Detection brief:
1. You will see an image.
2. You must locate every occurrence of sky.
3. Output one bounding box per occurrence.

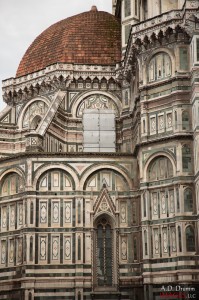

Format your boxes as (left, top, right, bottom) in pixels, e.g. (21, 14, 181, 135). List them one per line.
(0, 0, 112, 110)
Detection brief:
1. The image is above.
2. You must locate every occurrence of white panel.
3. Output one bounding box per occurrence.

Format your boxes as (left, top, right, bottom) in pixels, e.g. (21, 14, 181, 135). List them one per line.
(84, 131, 100, 144)
(83, 108, 116, 152)
(100, 131, 115, 146)
(99, 110, 115, 130)
(83, 110, 99, 131)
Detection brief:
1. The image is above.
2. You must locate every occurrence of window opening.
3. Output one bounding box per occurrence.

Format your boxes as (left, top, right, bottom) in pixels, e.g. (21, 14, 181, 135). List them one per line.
(184, 189, 193, 212)
(97, 218, 113, 286)
(124, 0, 131, 17)
(30, 236, 33, 261)
(144, 231, 148, 255)
(178, 226, 182, 252)
(30, 202, 34, 224)
(186, 226, 195, 252)
(78, 236, 81, 260)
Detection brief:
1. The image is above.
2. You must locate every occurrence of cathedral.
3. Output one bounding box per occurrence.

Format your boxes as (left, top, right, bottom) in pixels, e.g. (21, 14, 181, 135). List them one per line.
(0, 0, 199, 299)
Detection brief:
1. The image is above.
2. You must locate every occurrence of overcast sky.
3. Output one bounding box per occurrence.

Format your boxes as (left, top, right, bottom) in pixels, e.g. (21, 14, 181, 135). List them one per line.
(0, 0, 112, 110)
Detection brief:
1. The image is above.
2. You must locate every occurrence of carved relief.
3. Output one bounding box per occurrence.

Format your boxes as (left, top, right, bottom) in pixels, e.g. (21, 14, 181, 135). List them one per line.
(1, 240, 6, 264)
(40, 202, 47, 224)
(120, 202, 127, 223)
(171, 227, 177, 252)
(169, 190, 175, 213)
(40, 236, 47, 260)
(18, 203, 23, 226)
(121, 236, 127, 261)
(64, 201, 72, 224)
(23, 101, 48, 128)
(161, 192, 166, 214)
(158, 115, 164, 130)
(150, 117, 156, 133)
(167, 113, 172, 128)
(64, 236, 72, 261)
(2, 207, 7, 229)
(77, 94, 119, 117)
(9, 239, 14, 264)
(52, 236, 59, 260)
(52, 202, 59, 224)
(162, 228, 168, 253)
(154, 229, 159, 254)
(10, 205, 15, 227)
(152, 193, 158, 215)
(17, 238, 23, 263)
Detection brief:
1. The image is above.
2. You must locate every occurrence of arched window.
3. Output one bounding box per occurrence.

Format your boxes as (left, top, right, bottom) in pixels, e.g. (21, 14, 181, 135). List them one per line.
(51, 140, 53, 152)
(144, 231, 148, 255)
(38, 170, 73, 191)
(46, 136, 49, 151)
(97, 218, 113, 286)
(78, 201, 81, 224)
(182, 111, 189, 130)
(1, 173, 23, 196)
(125, 90, 129, 106)
(186, 226, 195, 252)
(143, 0, 148, 20)
(78, 292, 81, 300)
(28, 292, 32, 300)
(78, 236, 81, 261)
(148, 156, 173, 181)
(182, 144, 192, 172)
(184, 189, 193, 212)
(30, 236, 33, 261)
(24, 235, 27, 262)
(143, 193, 147, 217)
(124, 0, 131, 17)
(30, 202, 34, 224)
(134, 238, 137, 261)
(175, 111, 178, 129)
(148, 53, 171, 82)
(135, 0, 138, 16)
(178, 226, 182, 252)
(132, 202, 136, 224)
(143, 119, 146, 134)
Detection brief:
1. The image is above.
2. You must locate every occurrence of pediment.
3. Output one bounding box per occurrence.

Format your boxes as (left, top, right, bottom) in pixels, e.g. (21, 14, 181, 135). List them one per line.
(93, 186, 116, 217)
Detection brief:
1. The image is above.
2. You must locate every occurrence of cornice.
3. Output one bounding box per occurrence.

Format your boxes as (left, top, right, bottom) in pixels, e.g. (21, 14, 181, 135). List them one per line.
(0, 151, 134, 164)
(2, 63, 117, 106)
(123, 4, 199, 81)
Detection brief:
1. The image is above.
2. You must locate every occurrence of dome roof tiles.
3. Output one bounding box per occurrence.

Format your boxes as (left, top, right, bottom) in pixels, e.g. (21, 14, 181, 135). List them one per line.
(16, 9, 121, 77)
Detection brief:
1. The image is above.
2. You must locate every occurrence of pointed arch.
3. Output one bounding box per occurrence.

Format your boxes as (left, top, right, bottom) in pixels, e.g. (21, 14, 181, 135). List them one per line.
(186, 226, 195, 252)
(93, 187, 116, 221)
(0, 168, 25, 196)
(93, 213, 115, 287)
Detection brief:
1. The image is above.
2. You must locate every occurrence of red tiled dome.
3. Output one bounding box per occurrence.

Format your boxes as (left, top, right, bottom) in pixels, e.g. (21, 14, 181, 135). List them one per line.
(16, 8, 121, 77)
